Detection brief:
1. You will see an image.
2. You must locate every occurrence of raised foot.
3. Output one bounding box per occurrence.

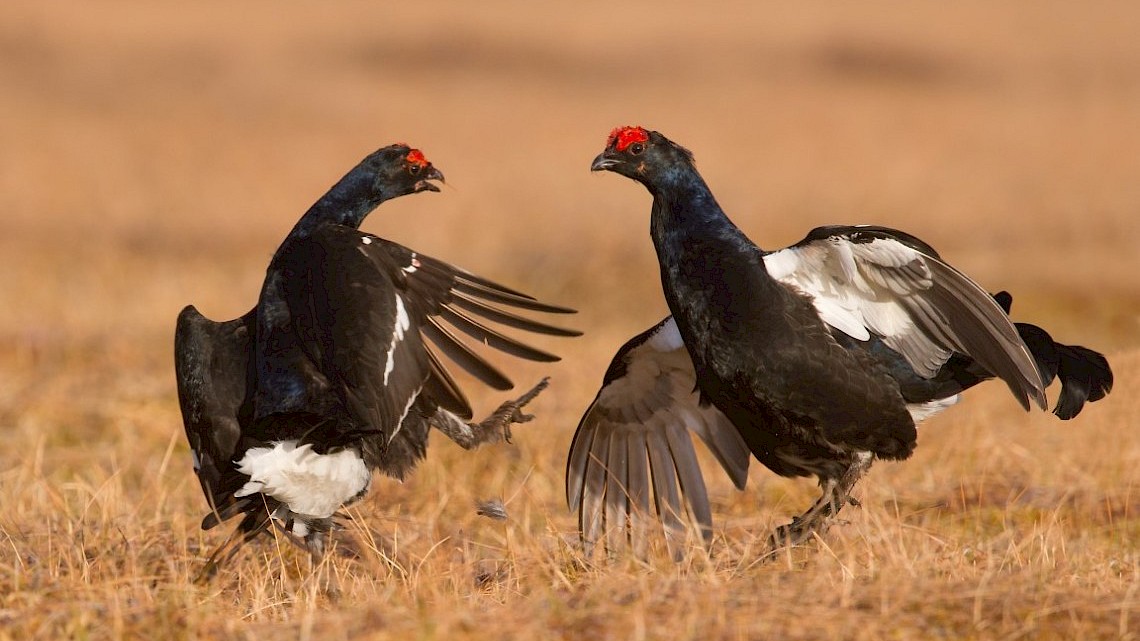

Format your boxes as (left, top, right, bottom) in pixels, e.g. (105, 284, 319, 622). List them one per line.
(477, 377, 550, 444)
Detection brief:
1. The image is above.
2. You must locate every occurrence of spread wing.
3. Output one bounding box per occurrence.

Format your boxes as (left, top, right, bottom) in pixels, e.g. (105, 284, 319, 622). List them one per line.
(764, 225, 1047, 411)
(174, 305, 257, 529)
(566, 316, 750, 556)
(274, 225, 579, 438)
(361, 232, 581, 419)
(180, 226, 580, 528)
(270, 226, 433, 448)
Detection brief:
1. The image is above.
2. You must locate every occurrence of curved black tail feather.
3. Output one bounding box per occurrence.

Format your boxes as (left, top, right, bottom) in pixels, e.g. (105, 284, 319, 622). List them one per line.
(994, 291, 1114, 420)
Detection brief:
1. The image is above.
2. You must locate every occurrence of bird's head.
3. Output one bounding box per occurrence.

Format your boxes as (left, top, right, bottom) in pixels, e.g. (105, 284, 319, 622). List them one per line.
(295, 144, 447, 233)
(590, 126, 694, 186)
(358, 144, 445, 203)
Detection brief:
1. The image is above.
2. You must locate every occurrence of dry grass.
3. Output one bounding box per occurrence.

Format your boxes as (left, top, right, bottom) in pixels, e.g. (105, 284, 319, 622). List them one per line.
(2, 1, 1140, 639)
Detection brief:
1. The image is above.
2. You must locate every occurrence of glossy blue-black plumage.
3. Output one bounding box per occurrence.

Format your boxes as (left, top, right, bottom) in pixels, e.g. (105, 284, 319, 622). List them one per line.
(614, 134, 917, 479)
(176, 145, 577, 574)
(583, 128, 1117, 549)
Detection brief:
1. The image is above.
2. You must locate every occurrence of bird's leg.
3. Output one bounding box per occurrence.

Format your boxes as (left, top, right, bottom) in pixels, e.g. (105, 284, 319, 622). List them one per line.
(767, 452, 873, 551)
(301, 529, 344, 600)
(275, 516, 361, 563)
(196, 527, 247, 583)
(195, 509, 272, 583)
(475, 377, 549, 444)
(431, 377, 550, 449)
(305, 529, 328, 560)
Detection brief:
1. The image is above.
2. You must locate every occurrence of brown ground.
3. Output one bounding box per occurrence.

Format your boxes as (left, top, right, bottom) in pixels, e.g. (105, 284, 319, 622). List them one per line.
(1, 1, 1139, 639)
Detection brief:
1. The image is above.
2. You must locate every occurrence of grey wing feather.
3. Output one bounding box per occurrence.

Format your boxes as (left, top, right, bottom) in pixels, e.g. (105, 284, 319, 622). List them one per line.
(767, 226, 1047, 410)
(623, 433, 653, 557)
(604, 430, 630, 554)
(922, 259, 1044, 408)
(663, 419, 713, 538)
(576, 423, 608, 554)
(645, 428, 686, 556)
(566, 317, 751, 555)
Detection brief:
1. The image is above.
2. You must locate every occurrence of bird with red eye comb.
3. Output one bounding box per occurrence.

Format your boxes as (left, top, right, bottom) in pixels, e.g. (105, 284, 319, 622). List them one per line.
(569, 126, 1112, 559)
(176, 144, 581, 579)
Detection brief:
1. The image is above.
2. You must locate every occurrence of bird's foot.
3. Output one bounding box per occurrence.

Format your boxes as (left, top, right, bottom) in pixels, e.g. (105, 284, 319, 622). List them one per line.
(767, 506, 837, 551)
(474, 377, 550, 444)
(431, 378, 550, 450)
(765, 485, 862, 554)
(768, 518, 820, 550)
(764, 456, 873, 556)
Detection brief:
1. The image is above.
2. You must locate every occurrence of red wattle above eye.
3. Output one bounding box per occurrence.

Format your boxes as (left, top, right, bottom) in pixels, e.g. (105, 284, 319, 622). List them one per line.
(607, 126, 649, 152)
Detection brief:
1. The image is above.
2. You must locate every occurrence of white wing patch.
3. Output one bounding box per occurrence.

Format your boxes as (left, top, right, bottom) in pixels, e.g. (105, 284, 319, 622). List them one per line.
(646, 317, 684, 352)
(383, 294, 412, 385)
(906, 394, 960, 424)
(765, 244, 871, 341)
(760, 246, 800, 282)
(764, 237, 953, 377)
(235, 440, 371, 518)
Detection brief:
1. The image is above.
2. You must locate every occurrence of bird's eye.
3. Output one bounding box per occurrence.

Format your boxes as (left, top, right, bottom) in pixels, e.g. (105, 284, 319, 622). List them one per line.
(408, 163, 421, 176)
(629, 142, 645, 155)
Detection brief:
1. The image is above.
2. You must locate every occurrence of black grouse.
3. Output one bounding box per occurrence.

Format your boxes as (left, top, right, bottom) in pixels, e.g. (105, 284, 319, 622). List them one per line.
(567, 126, 1112, 555)
(176, 144, 579, 576)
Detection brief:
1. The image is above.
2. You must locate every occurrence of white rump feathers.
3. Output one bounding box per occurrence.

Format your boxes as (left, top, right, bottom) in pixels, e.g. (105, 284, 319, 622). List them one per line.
(235, 441, 371, 518)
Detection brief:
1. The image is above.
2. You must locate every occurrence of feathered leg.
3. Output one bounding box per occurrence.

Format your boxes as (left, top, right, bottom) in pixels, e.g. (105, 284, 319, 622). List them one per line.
(432, 377, 549, 449)
(767, 452, 873, 551)
(266, 516, 349, 596)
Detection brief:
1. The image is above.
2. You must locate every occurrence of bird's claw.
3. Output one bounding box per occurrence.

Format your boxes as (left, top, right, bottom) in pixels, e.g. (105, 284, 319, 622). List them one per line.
(767, 522, 808, 550)
(768, 516, 827, 551)
(486, 378, 550, 444)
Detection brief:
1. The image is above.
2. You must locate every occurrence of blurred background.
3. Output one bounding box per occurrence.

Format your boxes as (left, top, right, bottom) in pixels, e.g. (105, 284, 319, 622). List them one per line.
(3, 0, 1139, 491)
(4, 0, 1139, 508)
(1, 1, 1138, 636)
(3, 1, 1137, 357)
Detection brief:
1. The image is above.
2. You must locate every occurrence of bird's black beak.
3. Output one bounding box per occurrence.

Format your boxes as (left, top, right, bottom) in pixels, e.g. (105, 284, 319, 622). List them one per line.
(591, 152, 618, 172)
(415, 166, 445, 193)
